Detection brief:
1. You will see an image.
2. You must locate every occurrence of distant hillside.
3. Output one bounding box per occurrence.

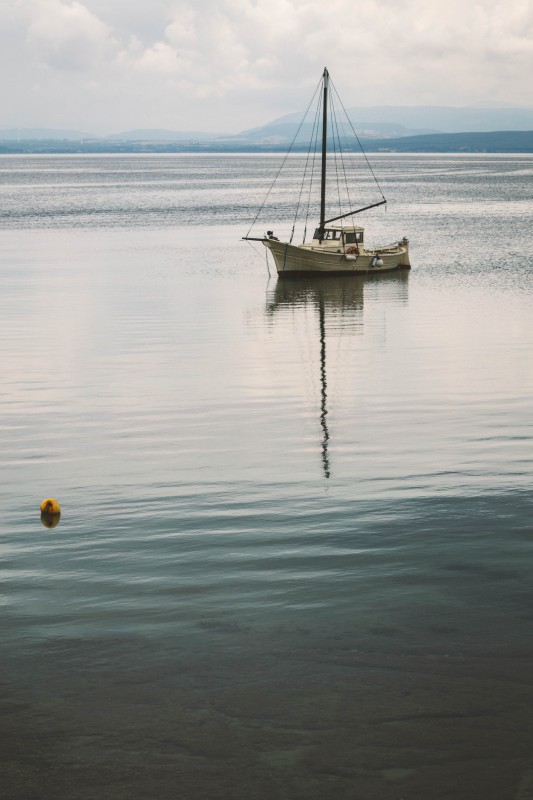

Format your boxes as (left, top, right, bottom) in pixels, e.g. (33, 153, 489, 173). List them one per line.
(235, 106, 533, 146)
(0, 127, 222, 143)
(105, 129, 222, 142)
(355, 106, 533, 132)
(0, 128, 96, 141)
(359, 130, 533, 152)
(237, 119, 436, 143)
(262, 106, 533, 136)
(1, 130, 533, 154)
(4, 105, 533, 150)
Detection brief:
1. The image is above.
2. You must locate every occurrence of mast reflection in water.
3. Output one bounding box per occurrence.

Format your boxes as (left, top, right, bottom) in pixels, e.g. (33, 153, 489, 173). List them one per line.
(266, 273, 409, 479)
(318, 297, 330, 478)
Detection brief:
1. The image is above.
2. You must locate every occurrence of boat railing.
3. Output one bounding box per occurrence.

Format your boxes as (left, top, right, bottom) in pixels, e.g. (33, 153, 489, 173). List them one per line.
(374, 242, 405, 253)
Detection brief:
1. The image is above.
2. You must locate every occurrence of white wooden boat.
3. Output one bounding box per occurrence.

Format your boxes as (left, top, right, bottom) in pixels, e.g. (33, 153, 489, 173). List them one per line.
(244, 68, 411, 277)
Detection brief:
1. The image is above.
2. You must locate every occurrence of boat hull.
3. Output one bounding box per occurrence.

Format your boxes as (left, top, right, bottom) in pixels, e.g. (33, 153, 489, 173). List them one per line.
(264, 239, 410, 276)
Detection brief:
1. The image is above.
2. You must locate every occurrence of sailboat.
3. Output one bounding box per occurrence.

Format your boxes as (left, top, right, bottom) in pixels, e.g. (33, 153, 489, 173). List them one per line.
(244, 68, 411, 277)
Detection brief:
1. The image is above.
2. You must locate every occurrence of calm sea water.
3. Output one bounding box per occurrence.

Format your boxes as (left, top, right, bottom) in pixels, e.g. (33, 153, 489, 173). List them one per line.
(1, 153, 533, 799)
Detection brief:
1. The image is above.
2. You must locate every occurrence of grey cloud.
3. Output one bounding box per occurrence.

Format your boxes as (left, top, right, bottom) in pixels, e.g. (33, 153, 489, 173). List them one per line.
(2, 0, 532, 132)
(27, 0, 117, 71)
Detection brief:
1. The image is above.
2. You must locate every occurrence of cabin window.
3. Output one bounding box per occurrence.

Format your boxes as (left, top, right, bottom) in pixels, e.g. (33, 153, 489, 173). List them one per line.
(344, 232, 363, 244)
(313, 228, 340, 240)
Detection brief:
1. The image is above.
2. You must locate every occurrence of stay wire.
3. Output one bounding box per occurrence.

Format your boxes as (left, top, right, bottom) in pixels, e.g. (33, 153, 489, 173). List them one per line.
(303, 93, 322, 243)
(245, 76, 323, 238)
(331, 96, 357, 229)
(329, 92, 344, 221)
(330, 77, 386, 202)
(245, 238, 266, 263)
(291, 87, 323, 243)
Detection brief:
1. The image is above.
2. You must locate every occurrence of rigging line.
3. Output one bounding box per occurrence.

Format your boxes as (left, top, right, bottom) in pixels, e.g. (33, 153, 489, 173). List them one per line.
(330, 98, 354, 222)
(329, 93, 342, 219)
(245, 238, 266, 263)
(291, 86, 323, 243)
(330, 77, 386, 201)
(300, 95, 322, 242)
(331, 99, 362, 233)
(329, 91, 344, 220)
(245, 76, 323, 238)
(304, 107, 321, 241)
(303, 92, 322, 243)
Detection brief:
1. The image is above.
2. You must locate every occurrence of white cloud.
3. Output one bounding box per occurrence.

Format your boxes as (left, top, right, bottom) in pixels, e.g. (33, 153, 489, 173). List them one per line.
(117, 0, 533, 106)
(2, 0, 533, 131)
(26, 0, 117, 71)
(135, 41, 185, 75)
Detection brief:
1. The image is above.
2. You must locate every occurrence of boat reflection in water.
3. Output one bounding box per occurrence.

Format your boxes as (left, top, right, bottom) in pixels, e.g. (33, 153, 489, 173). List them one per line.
(265, 273, 409, 478)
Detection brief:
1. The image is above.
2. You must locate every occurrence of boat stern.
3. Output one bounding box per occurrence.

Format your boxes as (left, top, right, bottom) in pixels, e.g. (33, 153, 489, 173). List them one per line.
(399, 237, 411, 269)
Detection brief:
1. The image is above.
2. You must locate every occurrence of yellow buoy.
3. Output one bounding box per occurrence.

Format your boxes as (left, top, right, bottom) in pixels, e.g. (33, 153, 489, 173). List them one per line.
(40, 498, 61, 514)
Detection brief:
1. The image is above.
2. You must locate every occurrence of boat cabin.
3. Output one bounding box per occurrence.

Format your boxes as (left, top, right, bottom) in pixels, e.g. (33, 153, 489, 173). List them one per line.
(311, 225, 364, 247)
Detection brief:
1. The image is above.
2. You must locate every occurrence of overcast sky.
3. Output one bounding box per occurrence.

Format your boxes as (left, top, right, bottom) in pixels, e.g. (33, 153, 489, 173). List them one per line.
(3, 0, 533, 134)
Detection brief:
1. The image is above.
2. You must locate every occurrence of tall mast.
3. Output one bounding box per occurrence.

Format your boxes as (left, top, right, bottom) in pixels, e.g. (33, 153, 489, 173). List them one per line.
(319, 67, 329, 243)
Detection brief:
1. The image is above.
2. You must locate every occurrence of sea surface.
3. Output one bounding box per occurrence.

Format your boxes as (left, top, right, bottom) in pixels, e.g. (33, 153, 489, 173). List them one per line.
(1, 153, 533, 799)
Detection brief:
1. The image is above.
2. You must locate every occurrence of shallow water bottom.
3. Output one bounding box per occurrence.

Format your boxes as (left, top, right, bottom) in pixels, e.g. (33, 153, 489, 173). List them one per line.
(4, 624, 533, 800)
(4, 491, 533, 800)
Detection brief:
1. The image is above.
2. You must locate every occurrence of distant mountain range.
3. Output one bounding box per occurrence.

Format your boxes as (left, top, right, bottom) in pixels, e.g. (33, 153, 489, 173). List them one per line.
(357, 130, 533, 153)
(237, 106, 533, 144)
(0, 127, 225, 142)
(2, 106, 533, 152)
(104, 129, 223, 142)
(231, 118, 437, 143)
(256, 105, 533, 135)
